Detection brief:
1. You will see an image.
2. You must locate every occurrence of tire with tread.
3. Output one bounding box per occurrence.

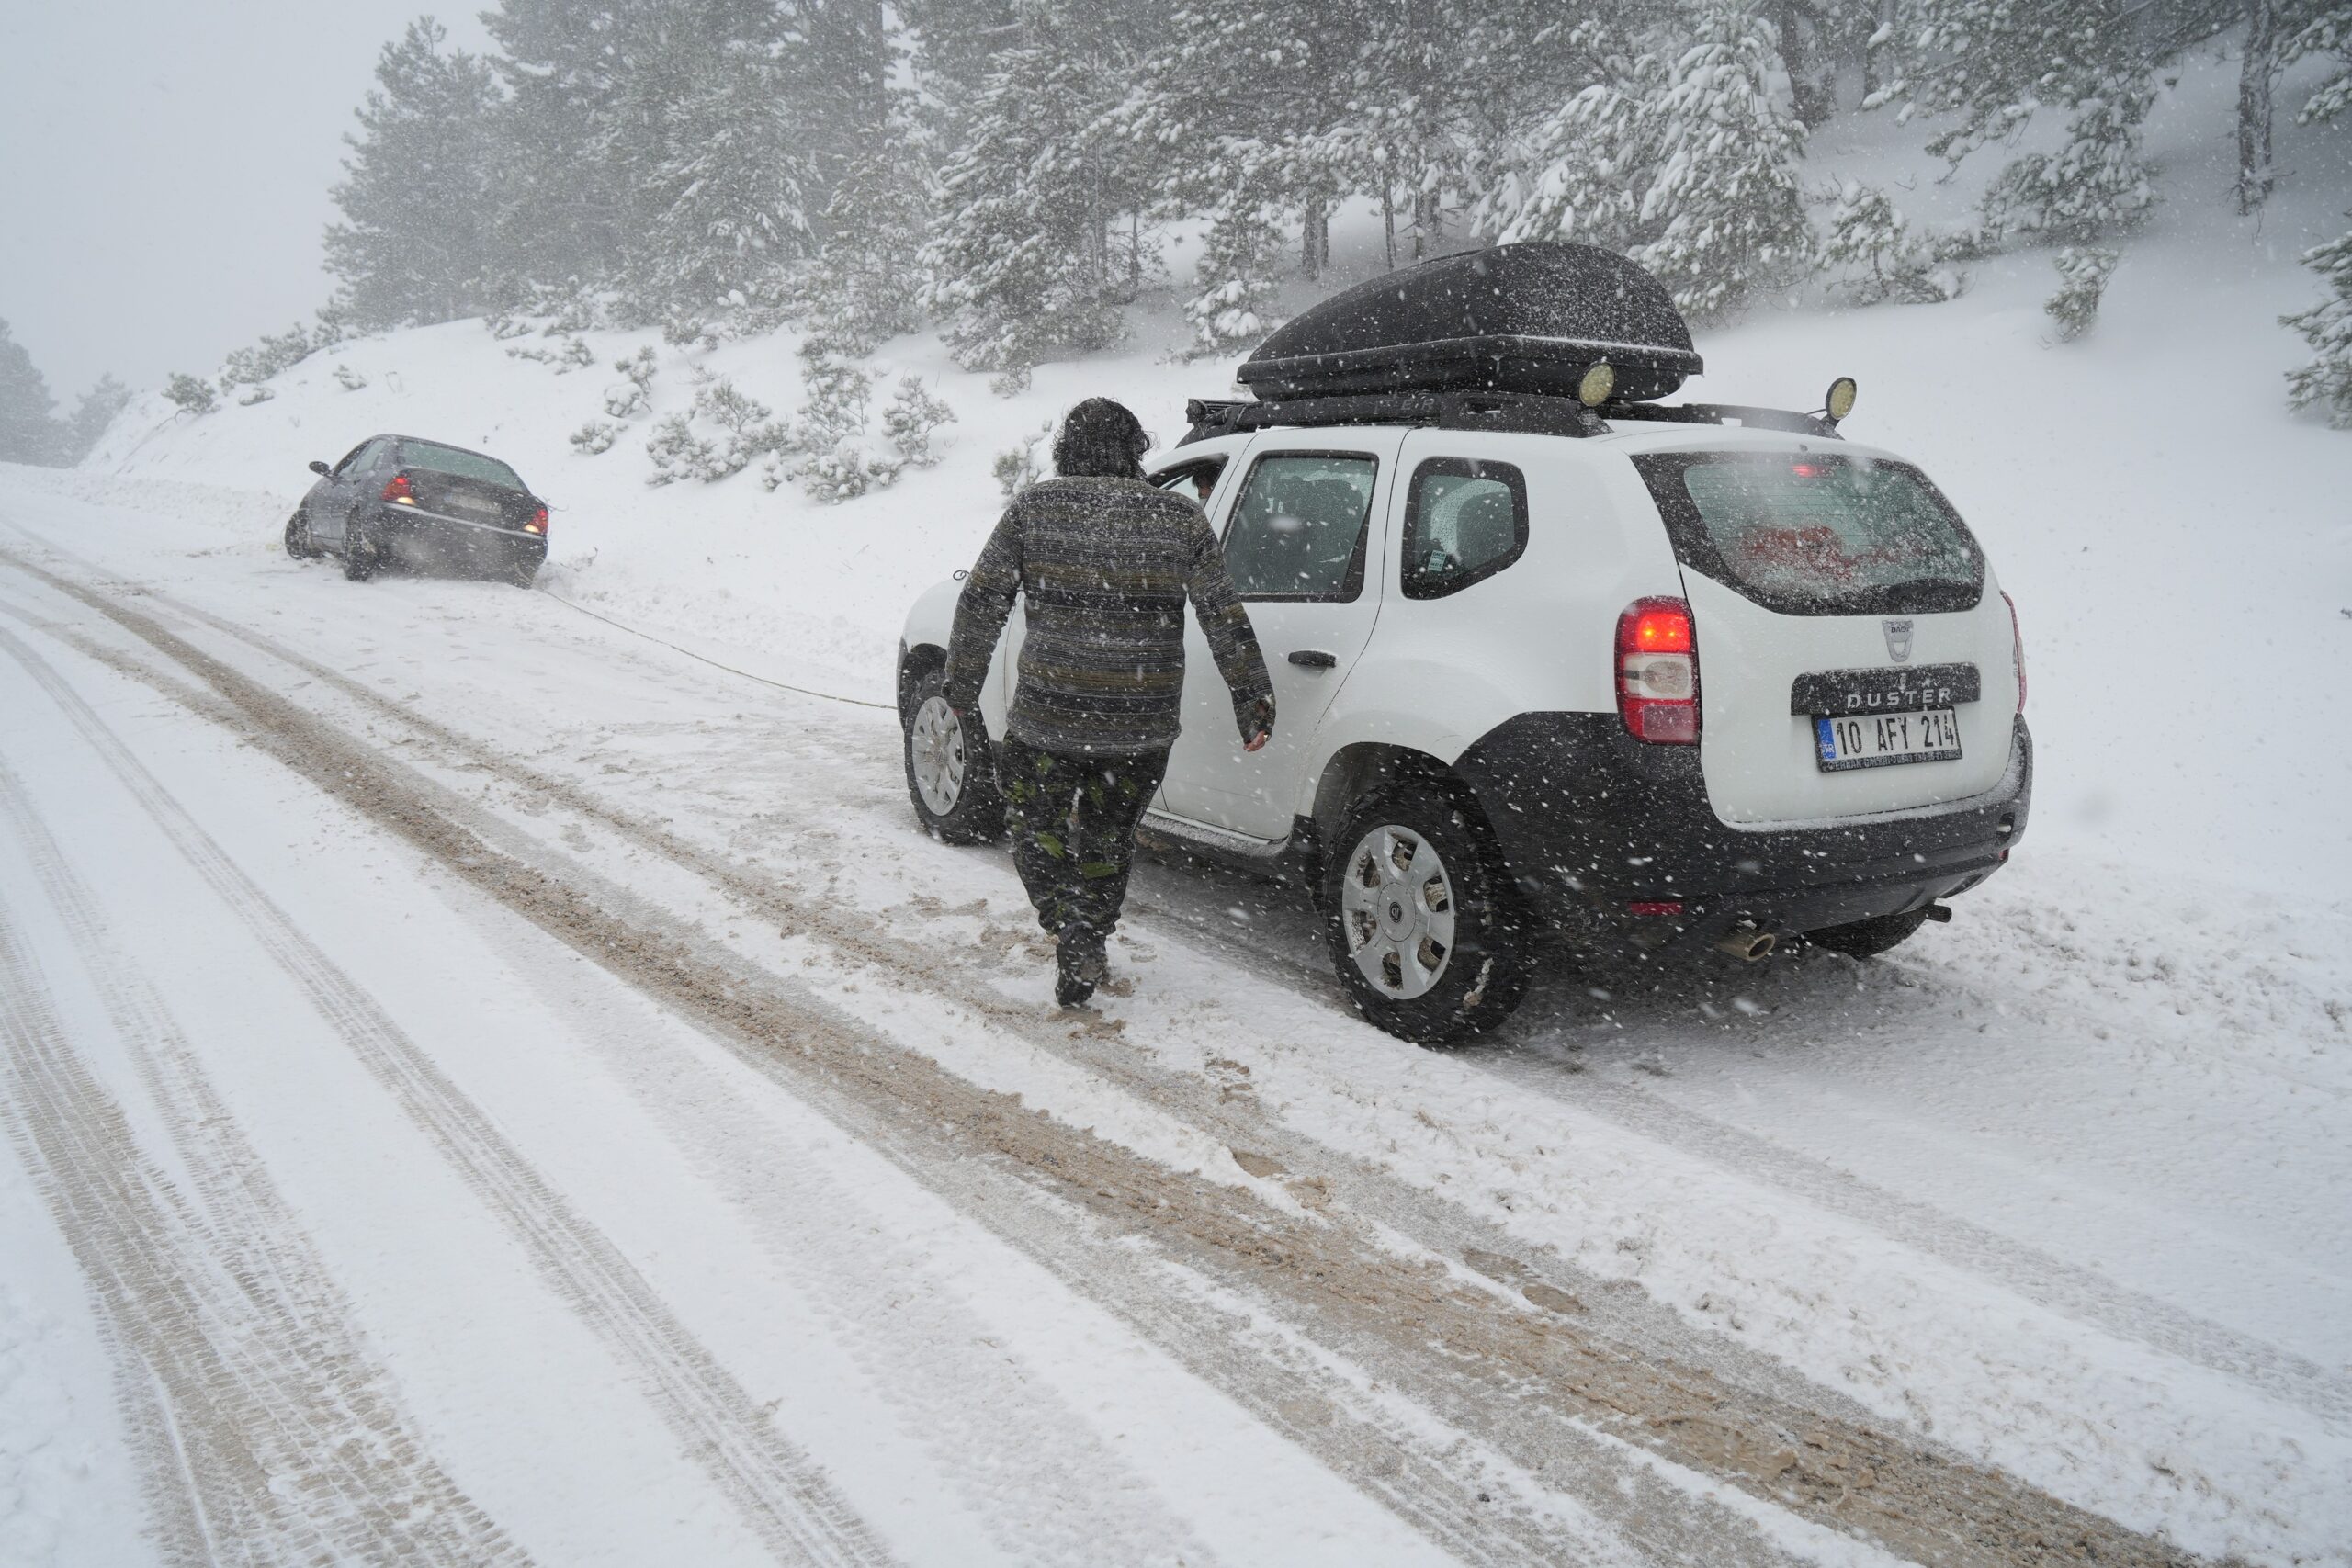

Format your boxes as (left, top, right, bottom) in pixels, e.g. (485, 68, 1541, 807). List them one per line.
(283, 509, 319, 560)
(341, 518, 379, 581)
(902, 664, 1005, 844)
(1804, 908, 1929, 959)
(1322, 782, 1529, 1044)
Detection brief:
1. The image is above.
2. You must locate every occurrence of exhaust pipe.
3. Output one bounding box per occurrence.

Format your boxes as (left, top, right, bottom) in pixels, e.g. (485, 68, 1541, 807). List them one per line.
(1713, 924, 1776, 962)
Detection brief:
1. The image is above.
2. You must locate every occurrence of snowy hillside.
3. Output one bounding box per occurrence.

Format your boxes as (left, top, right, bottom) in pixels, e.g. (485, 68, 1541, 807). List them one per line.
(1, 32, 2348, 1568)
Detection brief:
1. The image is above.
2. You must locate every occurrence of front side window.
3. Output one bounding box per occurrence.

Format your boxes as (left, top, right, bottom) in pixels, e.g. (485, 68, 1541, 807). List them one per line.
(1153, 457, 1227, 508)
(1634, 452, 1984, 616)
(1221, 452, 1378, 601)
(332, 442, 372, 477)
(396, 441, 526, 491)
(1402, 458, 1528, 598)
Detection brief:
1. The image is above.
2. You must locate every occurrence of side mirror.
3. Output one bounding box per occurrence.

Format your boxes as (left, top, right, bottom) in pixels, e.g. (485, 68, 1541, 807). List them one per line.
(308, 460, 332, 477)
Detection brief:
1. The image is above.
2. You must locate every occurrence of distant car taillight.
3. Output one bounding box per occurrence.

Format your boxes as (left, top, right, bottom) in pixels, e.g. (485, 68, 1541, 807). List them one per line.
(526, 504, 548, 536)
(2003, 590, 2026, 711)
(1617, 597, 1699, 744)
(381, 472, 415, 504)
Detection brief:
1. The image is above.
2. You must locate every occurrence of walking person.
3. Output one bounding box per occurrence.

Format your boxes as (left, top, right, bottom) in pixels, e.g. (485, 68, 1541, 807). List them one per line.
(944, 398, 1275, 1006)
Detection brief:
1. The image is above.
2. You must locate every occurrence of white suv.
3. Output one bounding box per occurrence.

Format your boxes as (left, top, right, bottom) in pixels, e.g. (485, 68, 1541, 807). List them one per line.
(898, 246, 2030, 1042)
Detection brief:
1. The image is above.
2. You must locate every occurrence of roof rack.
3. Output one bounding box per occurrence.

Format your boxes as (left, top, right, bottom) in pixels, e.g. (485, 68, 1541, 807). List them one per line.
(1181, 389, 1840, 446)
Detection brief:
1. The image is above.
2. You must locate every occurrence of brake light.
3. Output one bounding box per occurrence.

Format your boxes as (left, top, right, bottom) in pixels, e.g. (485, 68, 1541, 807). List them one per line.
(1617, 597, 1699, 744)
(2002, 590, 2026, 711)
(381, 472, 415, 504)
(526, 504, 548, 536)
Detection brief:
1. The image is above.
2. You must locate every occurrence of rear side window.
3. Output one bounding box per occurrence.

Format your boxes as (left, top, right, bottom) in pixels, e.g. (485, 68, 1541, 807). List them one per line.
(1222, 452, 1378, 601)
(397, 441, 525, 491)
(1153, 457, 1226, 506)
(1402, 457, 1527, 599)
(1634, 452, 1984, 616)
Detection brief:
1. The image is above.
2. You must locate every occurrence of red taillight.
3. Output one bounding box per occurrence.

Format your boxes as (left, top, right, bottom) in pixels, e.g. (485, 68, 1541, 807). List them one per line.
(1617, 597, 1700, 744)
(526, 505, 548, 536)
(2002, 590, 2026, 711)
(1628, 899, 1684, 917)
(380, 472, 414, 503)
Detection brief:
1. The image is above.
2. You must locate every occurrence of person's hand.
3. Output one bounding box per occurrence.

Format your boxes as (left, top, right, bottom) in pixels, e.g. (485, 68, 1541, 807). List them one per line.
(1243, 728, 1270, 753)
(1241, 697, 1273, 752)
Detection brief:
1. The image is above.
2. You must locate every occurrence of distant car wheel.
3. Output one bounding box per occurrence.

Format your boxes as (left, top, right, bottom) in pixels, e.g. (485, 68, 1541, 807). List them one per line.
(283, 509, 319, 560)
(341, 522, 379, 581)
(902, 667, 1004, 844)
(1324, 783, 1529, 1044)
(509, 558, 540, 588)
(1804, 908, 1929, 959)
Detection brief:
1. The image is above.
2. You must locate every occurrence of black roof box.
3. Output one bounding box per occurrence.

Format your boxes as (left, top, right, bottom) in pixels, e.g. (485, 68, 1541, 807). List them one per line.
(1237, 242, 1702, 404)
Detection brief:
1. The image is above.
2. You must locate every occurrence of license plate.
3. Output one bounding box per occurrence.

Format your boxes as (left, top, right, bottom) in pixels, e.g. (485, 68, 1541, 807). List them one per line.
(1815, 707, 1962, 772)
(448, 494, 499, 515)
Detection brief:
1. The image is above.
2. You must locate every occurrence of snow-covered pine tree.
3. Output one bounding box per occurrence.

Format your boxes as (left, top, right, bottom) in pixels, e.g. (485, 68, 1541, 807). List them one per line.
(635, 30, 815, 315)
(1182, 190, 1288, 355)
(1892, 0, 2155, 243)
(2283, 219, 2352, 426)
(2295, 3, 2352, 126)
(0, 319, 65, 466)
(66, 375, 131, 461)
(324, 18, 502, 328)
(1821, 181, 1958, 302)
(881, 377, 956, 467)
(797, 85, 933, 356)
(920, 1, 1150, 370)
(164, 375, 218, 417)
(1635, 1, 1815, 321)
(2044, 245, 2118, 341)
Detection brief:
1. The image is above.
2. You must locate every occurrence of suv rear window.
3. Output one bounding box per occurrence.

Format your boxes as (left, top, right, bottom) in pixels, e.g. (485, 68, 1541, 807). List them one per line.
(398, 441, 525, 491)
(1633, 452, 1984, 616)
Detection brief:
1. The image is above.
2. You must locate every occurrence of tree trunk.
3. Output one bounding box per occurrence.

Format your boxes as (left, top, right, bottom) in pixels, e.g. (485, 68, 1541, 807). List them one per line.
(2237, 0, 2278, 214)
(1301, 197, 1329, 277)
(1382, 176, 1396, 271)
(1774, 1, 1830, 128)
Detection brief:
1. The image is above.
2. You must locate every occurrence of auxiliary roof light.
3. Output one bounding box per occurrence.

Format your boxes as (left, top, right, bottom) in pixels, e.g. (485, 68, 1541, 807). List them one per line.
(1824, 376, 1859, 424)
(1577, 361, 1616, 408)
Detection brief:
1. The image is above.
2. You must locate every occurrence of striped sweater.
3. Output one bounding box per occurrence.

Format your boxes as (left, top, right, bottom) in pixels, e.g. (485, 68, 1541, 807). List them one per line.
(944, 476, 1275, 757)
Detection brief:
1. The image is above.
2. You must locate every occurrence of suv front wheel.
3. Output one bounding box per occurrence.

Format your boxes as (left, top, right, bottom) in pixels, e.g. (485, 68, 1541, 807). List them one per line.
(902, 666, 1005, 844)
(1324, 784, 1528, 1044)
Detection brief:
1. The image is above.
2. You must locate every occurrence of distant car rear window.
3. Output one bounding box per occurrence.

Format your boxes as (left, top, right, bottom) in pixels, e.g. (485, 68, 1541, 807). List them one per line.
(398, 442, 524, 491)
(1633, 451, 1984, 617)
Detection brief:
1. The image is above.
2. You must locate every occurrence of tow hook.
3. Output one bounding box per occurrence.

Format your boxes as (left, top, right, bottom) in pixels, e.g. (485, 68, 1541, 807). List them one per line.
(1923, 903, 1953, 923)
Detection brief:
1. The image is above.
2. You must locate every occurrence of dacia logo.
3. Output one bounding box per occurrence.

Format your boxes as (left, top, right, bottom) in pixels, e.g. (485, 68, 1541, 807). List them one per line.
(1883, 618, 1915, 663)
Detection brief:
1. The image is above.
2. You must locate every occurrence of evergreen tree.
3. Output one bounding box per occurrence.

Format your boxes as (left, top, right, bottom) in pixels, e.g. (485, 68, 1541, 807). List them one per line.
(1821, 181, 1958, 303)
(2295, 4, 2352, 126)
(637, 32, 815, 311)
(1480, 65, 1667, 253)
(2283, 218, 2352, 427)
(919, 2, 1150, 369)
(797, 95, 933, 354)
(0, 319, 64, 467)
(1635, 1, 1815, 320)
(324, 17, 502, 328)
(67, 375, 132, 461)
(2044, 245, 2118, 342)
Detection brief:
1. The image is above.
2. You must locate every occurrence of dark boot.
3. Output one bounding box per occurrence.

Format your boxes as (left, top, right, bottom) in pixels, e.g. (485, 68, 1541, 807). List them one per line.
(1055, 928, 1108, 1007)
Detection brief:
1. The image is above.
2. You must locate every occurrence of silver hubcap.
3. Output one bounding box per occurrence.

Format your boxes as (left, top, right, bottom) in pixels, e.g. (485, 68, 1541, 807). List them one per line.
(910, 695, 967, 816)
(1340, 824, 1457, 1000)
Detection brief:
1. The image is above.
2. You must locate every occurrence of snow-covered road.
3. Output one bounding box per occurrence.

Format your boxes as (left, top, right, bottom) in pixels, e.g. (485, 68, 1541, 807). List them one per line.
(1, 470, 2346, 1566)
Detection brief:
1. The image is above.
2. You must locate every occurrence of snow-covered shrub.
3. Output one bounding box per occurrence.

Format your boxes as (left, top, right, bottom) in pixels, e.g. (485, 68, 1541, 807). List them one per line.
(1982, 87, 2154, 244)
(988, 366, 1032, 399)
(788, 438, 902, 504)
(2283, 220, 2352, 428)
(604, 382, 649, 420)
(796, 347, 871, 446)
(485, 312, 533, 341)
(237, 385, 276, 406)
(333, 363, 368, 391)
(2044, 247, 2119, 342)
(882, 378, 956, 468)
(1821, 183, 1962, 305)
(507, 335, 595, 373)
(643, 415, 718, 486)
(992, 423, 1052, 498)
(662, 312, 718, 351)
(571, 420, 620, 455)
(164, 374, 217, 416)
(616, 346, 658, 390)
(220, 323, 313, 388)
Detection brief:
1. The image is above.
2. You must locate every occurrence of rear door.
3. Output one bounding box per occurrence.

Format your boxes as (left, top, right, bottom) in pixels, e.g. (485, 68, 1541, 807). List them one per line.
(1159, 430, 1402, 839)
(1632, 446, 2020, 825)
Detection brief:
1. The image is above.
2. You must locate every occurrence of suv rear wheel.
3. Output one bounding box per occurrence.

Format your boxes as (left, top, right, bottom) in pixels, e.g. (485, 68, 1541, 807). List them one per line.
(1324, 784, 1528, 1043)
(903, 666, 1005, 844)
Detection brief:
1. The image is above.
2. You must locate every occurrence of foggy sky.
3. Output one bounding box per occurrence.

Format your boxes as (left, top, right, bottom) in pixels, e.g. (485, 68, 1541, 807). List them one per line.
(0, 2, 492, 400)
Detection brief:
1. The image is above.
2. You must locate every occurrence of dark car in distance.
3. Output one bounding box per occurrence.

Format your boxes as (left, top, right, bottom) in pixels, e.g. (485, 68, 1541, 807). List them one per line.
(285, 434, 549, 585)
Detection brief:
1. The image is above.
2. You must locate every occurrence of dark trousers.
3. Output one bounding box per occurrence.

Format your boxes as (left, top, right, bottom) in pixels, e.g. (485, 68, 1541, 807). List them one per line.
(996, 738, 1170, 945)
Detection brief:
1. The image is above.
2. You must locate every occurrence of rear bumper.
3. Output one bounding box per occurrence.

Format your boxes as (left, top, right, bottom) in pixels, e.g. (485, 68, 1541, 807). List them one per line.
(1453, 711, 2030, 947)
(365, 502, 546, 561)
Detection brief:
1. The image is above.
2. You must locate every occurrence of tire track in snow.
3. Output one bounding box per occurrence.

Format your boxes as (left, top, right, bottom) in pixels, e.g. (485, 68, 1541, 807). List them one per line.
(0, 547, 2211, 1564)
(0, 747, 534, 1566)
(0, 614, 897, 1568)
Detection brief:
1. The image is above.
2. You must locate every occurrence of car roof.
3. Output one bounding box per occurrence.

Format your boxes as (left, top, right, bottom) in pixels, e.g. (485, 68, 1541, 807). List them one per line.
(1163, 422, 1906, 467)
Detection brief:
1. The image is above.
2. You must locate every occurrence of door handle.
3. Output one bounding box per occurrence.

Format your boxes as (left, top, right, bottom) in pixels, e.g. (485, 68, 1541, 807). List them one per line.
(1288, 649, 1338, 669)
